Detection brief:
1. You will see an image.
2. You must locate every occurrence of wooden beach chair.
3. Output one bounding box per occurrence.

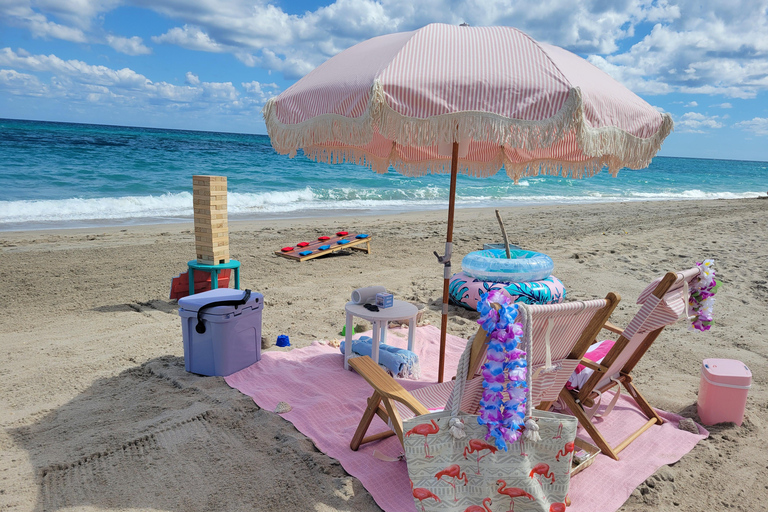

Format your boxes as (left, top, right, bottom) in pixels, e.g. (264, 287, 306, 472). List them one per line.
(559, 267, 702, 460)
(349, 294, 620, 450)
(275, 233, 372, 262)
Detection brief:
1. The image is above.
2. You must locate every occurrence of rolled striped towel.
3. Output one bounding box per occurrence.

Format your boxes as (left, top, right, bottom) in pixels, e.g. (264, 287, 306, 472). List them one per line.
(341, 336, 421, 379)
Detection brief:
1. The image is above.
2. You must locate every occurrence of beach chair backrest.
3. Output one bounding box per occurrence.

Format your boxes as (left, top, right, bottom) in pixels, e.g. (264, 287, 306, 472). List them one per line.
(526, 298, 622, 404)
(466, 295, 620, 408)
(593, 267, 701, 390)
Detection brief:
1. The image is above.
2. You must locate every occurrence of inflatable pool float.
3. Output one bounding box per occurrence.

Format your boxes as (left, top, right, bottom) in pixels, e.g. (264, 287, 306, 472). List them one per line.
(462, 249, 554, 283)
(449, 271, 566, 311)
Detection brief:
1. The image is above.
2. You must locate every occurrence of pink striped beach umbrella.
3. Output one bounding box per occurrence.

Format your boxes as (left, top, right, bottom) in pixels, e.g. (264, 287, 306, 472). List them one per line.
(263, 23, 673, 382)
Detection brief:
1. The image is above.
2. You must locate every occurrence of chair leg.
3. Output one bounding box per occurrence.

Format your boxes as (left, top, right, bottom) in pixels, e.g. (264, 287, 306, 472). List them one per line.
(622, 377, 664, 425)
(559, 390, 620, 461)
(351, 391, 384, 451)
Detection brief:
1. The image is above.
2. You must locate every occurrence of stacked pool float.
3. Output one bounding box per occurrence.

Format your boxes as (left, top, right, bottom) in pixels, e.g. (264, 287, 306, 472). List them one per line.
(449, 247, 566, 310)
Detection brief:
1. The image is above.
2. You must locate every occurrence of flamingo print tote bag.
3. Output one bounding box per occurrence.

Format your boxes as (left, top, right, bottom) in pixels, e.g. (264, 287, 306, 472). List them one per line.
(403, 332, 578, 511)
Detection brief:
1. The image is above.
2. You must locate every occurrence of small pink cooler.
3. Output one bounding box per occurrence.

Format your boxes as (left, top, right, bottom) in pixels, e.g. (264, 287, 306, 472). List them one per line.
(698, 358, 752, 426)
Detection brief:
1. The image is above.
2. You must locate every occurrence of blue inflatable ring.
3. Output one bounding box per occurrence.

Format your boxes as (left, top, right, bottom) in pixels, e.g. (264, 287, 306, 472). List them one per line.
(461, 248, 554, 283)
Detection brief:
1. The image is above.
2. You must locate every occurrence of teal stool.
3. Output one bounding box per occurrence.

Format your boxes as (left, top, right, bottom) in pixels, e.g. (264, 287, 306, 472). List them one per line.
(187, 259, 241, 295)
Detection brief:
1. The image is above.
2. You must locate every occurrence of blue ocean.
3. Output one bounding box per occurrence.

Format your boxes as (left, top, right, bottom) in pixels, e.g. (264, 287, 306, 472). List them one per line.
(1, 118, 766, 231)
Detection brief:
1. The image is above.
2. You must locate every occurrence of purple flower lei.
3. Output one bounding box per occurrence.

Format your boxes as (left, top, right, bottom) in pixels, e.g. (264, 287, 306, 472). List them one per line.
(689, 259, 718, 332)
(476, 290, 527, 450)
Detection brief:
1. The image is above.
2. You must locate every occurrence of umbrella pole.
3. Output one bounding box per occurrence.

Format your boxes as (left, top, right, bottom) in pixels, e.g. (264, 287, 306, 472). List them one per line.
(438, 142, 459, 383)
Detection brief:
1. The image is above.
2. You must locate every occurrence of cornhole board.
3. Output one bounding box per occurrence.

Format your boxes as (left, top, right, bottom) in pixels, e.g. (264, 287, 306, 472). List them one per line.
(275, 233, 372, 262)
(169, 269, 232, 300)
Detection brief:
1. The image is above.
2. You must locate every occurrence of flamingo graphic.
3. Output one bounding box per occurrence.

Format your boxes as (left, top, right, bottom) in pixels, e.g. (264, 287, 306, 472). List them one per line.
(435, 464, 468, 502)
(550, 503, 567, 512)
(411, 480, 441, 512)
(464, 497, 493, 512)
(518, 438, 528, 457)
(496, 480, 535, 511)
(463, 439, 498, 475)
(529, 463, 555, 488)
(552, 422, 563, 440)
(556, 441, 574, 461)
(405, 419, 439, 459)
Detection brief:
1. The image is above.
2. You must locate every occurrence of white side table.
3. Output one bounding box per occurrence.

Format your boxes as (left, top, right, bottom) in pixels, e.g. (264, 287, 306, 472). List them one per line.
(344, 299, 419, 371)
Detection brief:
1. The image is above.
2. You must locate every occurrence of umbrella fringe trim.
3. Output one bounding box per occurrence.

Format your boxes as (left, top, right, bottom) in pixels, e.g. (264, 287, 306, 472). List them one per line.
(302, 145, 619, 182)
(575, 103, 674, 170)
(263, 97, 375, 157)
(263, 82, 583, 153)
(265, 84, 674, 172)
(373, 81, 581, 151)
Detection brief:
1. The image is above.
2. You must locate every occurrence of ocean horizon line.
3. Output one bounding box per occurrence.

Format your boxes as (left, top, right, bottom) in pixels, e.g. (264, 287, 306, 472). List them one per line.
(2, 117, 766, 165)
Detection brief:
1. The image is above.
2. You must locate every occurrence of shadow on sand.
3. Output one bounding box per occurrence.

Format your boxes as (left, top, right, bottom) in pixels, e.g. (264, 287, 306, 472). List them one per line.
(9, 356, 379, 512)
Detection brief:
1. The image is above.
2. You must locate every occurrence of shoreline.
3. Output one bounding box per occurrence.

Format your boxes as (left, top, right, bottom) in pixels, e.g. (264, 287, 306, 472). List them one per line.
(2, 195, 766, 233)
(1, 198, 766, 511)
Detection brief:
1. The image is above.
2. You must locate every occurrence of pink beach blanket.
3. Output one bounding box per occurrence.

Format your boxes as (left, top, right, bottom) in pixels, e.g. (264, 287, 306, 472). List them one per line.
(225, 325, 706, 512)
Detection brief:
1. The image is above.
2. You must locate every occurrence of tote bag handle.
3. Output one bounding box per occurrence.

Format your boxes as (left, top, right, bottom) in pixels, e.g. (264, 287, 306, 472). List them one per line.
(446, 303, 539, 441)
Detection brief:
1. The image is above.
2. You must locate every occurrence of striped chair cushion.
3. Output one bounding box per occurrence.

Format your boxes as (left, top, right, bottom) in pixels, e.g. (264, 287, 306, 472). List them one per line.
(394, 377, 483, 423)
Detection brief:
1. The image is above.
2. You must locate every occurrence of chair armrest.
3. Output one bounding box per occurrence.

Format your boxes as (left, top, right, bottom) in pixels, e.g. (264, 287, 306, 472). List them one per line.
(602, 320, 624, 335)
(348, 356, 429, 416)
(579, 357, 608, 373)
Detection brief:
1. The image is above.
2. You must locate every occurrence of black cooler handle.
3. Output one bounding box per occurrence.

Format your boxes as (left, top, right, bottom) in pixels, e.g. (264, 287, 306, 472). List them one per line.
(195, 289, 253, 334)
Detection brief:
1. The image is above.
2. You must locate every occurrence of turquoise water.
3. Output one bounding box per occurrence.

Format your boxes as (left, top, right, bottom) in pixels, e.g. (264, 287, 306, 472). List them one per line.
(1, 118, 766, 231)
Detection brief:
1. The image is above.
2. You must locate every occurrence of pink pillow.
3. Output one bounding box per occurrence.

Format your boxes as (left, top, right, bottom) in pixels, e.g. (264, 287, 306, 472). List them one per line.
(567, 339, 616, 390)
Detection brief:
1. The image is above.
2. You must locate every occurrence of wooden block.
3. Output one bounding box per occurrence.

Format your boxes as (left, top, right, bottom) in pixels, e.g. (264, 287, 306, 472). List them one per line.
(195, 238, 229, 248)
(193, 175, 227, 185)
(193, 175, 229, 264)
(195, 224, 229, 235)
(197, 247, 230, 265)
(194, 211, 228, 221)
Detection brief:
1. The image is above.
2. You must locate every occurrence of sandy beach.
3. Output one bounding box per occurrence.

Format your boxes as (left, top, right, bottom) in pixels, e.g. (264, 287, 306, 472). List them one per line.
(1, 198, 766, 511)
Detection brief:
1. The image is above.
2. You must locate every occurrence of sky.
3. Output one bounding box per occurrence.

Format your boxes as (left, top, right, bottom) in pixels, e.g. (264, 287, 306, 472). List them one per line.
(1, 1, 768, 161)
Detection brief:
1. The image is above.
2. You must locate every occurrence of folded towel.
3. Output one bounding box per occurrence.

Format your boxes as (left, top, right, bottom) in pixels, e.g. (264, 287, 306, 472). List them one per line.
(341, 336, 421, 379)
(351, 286, 387, 304)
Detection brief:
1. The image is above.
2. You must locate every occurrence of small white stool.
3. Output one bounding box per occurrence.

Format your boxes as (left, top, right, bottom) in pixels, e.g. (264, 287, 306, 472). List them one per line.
(344, 299, 418, 371)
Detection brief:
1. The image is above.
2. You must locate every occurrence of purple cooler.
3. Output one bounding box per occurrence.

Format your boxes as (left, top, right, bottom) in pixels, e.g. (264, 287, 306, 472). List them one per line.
(178, 288, 263, 376)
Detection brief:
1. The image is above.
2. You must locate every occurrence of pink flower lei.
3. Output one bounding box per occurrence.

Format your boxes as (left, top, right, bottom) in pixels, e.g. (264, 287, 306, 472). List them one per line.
(476, 290, 527, 450)
(689, 259, 718, 332)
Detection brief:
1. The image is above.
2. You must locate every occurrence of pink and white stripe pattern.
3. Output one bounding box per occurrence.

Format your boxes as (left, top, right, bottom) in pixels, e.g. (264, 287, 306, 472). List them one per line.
(265, 23, 673, 179)
(593, 267, 702, 389)
(393, 298, 610, 421)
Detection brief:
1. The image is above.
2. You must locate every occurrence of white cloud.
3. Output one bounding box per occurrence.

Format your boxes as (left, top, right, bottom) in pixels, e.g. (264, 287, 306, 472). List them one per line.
(2, 0, 768, 98)
(1, 3, 87, 42)
(152, 25, 225, 53)
(734, 117, 768, 136)
(685, 101, 698, 107)
(185, 72, 200, 86)
(675, 112, 724, 133)
(0, 47, 271, 115)
(712, 102, 733, 108)
(106, 35, 151, 56)
(0, 68, 48, 95)
(595, 2, 768, 99)
(241, 80, 280, 102)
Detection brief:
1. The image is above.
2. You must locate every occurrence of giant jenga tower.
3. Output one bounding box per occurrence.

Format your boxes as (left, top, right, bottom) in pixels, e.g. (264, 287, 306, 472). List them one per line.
(193, 175, 229, 265)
